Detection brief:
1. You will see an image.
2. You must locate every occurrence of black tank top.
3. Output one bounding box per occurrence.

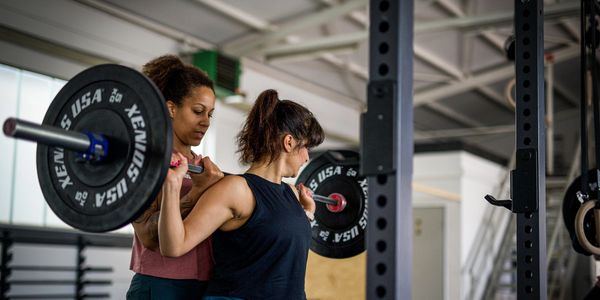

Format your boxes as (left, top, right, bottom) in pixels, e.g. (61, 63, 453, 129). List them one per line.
(206, 173, 311, 300)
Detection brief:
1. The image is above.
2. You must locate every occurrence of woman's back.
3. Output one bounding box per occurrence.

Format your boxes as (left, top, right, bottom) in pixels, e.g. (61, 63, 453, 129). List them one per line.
(206, 173, 311, 300)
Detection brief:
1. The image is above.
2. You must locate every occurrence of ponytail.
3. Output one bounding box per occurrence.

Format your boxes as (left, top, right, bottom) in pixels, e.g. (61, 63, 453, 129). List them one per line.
(237, 89, 324, 164)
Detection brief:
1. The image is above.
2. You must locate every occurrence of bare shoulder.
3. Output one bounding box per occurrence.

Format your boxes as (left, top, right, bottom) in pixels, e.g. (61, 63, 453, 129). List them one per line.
(213, 175, 256, 230)
(210, 174, 248, 191)
(204, 175, 253, 206)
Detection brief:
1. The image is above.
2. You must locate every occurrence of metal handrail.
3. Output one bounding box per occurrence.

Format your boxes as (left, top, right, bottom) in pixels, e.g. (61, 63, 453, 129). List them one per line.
(461, 152, 515, 300)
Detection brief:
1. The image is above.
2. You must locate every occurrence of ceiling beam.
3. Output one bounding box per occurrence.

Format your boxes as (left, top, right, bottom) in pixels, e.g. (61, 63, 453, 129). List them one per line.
(435, 0, 465, 17)
(414, 45, 580, 107)
(414, 44, 465, 79)
(416, 124, 515, 141)
(478, 31, 506, 53)
(222, 0, 368, 56)
(222, 0, 490, 132)
(192, 0, 275, 31)
(415, 1, 578, 33)
(197, 0, 370, 96)
(253, 2, 577, 64)
(319, 0, 368, 28)
(254, 10, 468, 85)
(312, 52, 368, 80)
(415, 107, 578, 142)
(345, 3, 505, 127)
(224, 2, 577, 57)
(260, 31, 365, 58)
(414, 72, 454, 83)
(476, 85, 514, 111)
(74, 0, 214, 50)
(553, 80, 579, 106)
(558, 18, 580, 42)
(198, 0, 579, 134)
(425, 102, 486, 127)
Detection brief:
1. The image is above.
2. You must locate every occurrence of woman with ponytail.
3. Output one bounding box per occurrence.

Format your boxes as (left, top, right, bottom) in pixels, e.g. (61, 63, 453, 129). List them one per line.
(127, 55, 224, 299)
(158, 89, 324, 299)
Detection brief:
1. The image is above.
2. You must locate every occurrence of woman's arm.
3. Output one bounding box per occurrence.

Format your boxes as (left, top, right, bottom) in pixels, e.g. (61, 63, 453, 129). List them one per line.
(131, 192, 197, 251)
(132, 195, 162, 250)
(132, 157, 223, 250)
(158, 157, 248, 257)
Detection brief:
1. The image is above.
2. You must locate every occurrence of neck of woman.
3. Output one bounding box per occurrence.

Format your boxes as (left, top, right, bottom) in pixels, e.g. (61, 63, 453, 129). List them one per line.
(247, 160, 286, 184)
(172, 138, 194, 160)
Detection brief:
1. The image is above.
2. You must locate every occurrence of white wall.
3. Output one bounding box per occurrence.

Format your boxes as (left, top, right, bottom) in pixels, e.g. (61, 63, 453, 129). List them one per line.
(413, 150, 504, 300)
(459, 152, 504, 265)
(413, 151, 461, 300)
(192, 101, 247, 174)
(239, 66, 361, 145)
(413, 207, 445, 300)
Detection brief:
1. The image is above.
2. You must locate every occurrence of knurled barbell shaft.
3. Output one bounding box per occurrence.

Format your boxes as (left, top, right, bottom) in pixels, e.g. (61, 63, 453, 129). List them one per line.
(313, 194, 338, 205)
(188, 165, 338, 205)
(188, 166, 336, 205)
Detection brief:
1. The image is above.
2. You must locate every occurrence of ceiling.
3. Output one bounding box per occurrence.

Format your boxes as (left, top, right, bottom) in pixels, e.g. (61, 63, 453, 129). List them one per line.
(74, 0, 586, 174)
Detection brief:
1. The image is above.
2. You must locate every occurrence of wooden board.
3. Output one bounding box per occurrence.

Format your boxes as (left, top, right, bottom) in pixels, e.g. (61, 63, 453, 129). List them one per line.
(305, 251, 366, 299)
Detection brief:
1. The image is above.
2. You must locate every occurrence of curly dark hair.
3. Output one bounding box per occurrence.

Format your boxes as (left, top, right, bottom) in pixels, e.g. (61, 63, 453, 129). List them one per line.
(142, 55, 214, 105)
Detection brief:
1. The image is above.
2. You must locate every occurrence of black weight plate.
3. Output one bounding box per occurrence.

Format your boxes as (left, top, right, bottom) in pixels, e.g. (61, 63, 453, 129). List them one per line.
(37, 64, 171, 232)
(296, 150, 367, 258)
(563, 169, 598, 255)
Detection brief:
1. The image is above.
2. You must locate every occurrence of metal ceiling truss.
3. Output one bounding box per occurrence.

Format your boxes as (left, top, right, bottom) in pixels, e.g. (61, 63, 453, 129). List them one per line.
(197, 0, 581, 145)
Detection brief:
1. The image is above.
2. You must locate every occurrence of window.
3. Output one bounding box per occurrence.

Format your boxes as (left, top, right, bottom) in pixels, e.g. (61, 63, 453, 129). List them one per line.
(1, 64, 68, 227)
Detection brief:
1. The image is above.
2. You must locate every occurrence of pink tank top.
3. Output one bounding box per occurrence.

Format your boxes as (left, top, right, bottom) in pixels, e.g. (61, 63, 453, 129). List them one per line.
(129, 172, 214, 280)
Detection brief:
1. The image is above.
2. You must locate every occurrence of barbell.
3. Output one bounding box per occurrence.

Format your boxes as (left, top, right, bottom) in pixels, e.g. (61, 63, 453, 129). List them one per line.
(2, 64, 366, 258)
(4, 116, 344, 207)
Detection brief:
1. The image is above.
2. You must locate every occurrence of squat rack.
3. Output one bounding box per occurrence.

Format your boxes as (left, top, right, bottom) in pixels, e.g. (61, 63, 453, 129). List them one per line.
(364, 0, 548, 299)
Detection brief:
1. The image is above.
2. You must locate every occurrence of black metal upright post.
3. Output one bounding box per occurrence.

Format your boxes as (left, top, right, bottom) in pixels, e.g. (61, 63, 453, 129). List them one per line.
(362, 0, 413, 299)
(0, 232, 12, 300)
(76, 236, 85, 300)
(514, 0, 547, 298)
(483, 0, 547, 298)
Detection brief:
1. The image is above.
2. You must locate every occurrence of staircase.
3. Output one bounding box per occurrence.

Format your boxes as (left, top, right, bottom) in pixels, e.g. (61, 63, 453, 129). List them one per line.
(462, 149, 582, 300)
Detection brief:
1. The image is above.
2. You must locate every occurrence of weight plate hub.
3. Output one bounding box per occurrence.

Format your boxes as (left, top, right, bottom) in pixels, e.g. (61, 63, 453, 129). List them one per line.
(297, 150, 367, 259)
(37, 64, 171, 232)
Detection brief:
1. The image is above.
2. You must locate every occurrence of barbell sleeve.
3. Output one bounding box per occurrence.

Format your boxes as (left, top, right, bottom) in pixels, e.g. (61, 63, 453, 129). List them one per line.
(4, 117, 90, 151)
(3, 117, 108, 160)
